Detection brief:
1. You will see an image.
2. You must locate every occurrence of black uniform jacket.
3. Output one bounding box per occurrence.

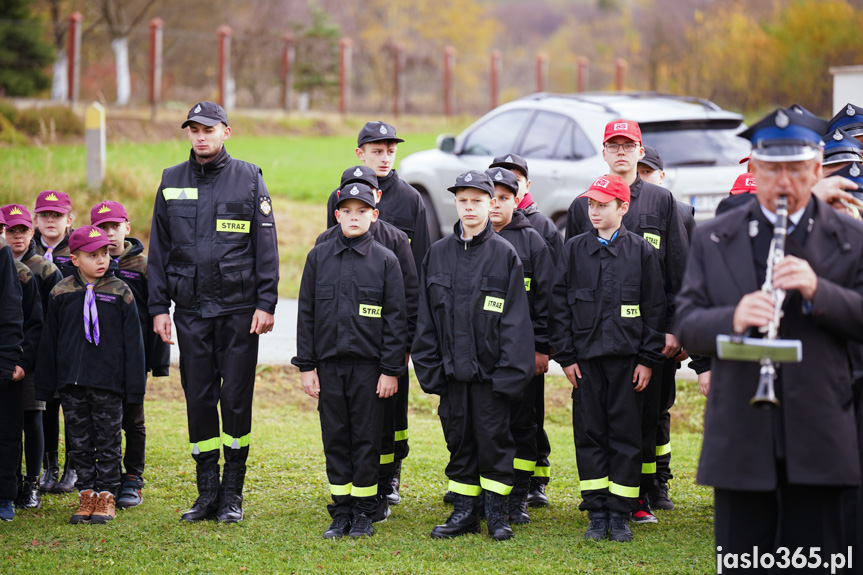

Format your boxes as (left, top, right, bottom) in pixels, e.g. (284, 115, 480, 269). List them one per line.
(498, 211, 553, 354)
(715, 192, 757, 217)
(292, 230, 407, 378)
(675, 197, 863, 490)
(33, 230, 72, 269)
(327, 169, 430, 269)
(411, 219, 535, 399)
(549, 224, 666, 369)
(566, 176, 688, 329)
(115, 238, 170, 376)
(22, 242, 63, 316)
(15, 261, 42, 375)
(35, 270, 146, 404)
(519, 203, 564, 262)
(317, 219, 418, 342)
(148, 148, 279, 318)
(0, 240, 23, 381)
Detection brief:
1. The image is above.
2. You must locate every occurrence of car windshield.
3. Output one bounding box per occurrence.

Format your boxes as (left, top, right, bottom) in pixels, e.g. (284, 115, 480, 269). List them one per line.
(640, 120, 750, 167)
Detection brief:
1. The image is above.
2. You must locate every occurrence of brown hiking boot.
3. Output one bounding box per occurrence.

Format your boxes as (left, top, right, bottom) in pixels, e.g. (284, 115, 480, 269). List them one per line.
(70, 490, 97, 524)
(90, 491, 116, 524)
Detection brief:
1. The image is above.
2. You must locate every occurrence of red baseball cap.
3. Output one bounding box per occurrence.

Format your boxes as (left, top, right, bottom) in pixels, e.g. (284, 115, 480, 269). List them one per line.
(603, 119, 641, 143)
(1, 204, 33, 229)
(739, 154, 751, 165)
(580, 175, 631, 204)
(34, 190, 72, 214)
(90, 201, 129, 225)
(729, 172, 757, 196)
(69, 225, 112, 253)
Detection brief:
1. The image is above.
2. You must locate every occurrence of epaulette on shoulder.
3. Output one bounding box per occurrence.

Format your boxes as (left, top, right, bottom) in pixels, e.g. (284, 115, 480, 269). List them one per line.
(15, 260, 33, 283)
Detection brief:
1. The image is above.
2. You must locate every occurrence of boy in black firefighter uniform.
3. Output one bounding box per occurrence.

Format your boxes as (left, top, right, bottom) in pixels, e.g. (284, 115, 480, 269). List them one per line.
(326, 122, 429, 503)
(551, 175, 665, 542)
(35, 225, 146, 525)
(0, 213, 25, 521)
(294, 183, 407, 539)
(316, 166, 418, 520)
(487, 154, 559, 506)
(412, 170, 534, 542)
(92, 200, 170, 509)
(487, 167, 553, 524)
(148, 102, 279, 524)
(565, 119, 688, 523)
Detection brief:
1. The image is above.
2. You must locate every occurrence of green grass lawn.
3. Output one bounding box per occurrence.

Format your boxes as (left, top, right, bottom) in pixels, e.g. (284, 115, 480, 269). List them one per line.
(0, 372, 715, 575)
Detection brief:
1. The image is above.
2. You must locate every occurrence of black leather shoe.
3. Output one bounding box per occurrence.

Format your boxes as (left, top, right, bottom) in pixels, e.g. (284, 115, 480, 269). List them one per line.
(508, 480, 530, 525)
(180, 463, 220, 522)
(348, 513, 373, 537)
(431, 494, 481, 538)
(442, 490, 455, 504)
(38, 452, 59, 493)
(53, 461, 77, 493)
(526, 481, 548, 507)
(485, 491, 513, 541)
(17, 476, 42, 509)
(216, 462, 246, 523)
(584, 510, 608, 541)
(323, 514, 351, 539)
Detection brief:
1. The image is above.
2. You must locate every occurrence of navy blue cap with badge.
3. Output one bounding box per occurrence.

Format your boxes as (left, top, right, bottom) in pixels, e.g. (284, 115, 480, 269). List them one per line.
(447, 170, 494, 197)
(639, 146, 664, 171)
(335, 183, 377, 209)
(485, 167, 519, 195)
(340, 165, 379, 190)
(823, 128, 863, 166)
(739, 107, 827, 162)
(181, 101, 229, 129)
(828, 162, 863, 201)
(489, 153, 529, 180)
(827, 103, 863, 137)
(357, 121, 405, 147)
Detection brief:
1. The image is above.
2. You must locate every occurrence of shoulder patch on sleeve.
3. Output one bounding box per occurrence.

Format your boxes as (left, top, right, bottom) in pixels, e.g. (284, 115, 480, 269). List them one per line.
(259, 197, 272, 217)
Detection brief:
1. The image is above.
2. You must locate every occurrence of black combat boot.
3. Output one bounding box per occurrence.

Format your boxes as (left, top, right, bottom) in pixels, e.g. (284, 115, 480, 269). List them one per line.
(508, 479, 531, 525)
(442, 490, 455, 504)
(17, 476, 42, 510)
(485, 491, 513, 541)
(526, 478, 548, 507)
(430, 493, 481, 539)
(387, 460, 401, 505)
(38, 452, 59, 492)
(584, 510, 609, 541)
(180, 463, 220, 522)
(53, 459, 77, 493)
(217, 461, 246, 523)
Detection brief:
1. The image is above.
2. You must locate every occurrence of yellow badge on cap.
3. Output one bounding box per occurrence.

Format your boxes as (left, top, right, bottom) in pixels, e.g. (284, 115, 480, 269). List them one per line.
(88, 228, 102, 238)
(9, 207, 22, 215)
(45, 193, 58, 202)
(98, 205, 111, 214)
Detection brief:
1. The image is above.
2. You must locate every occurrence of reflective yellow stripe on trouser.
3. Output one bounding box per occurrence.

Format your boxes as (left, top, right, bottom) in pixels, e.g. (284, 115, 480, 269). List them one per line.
(533, 465, 551, 478)
(351, 484, 377, 498)
(480, 476, 513, 496)
(514, 458, 536, 472)
(642, 461, 657, 474)
(656, 442, 671, 457)
(330, 483, 352, 496)
(580, 476, 609, 492)
(222, 432, 251, 450)
(394, 429, 409, 442)
(609, 482, 640, 499)
(380, 453, 395, 464)
(190, 437, 221, 455)
(448, 480, 482, 497)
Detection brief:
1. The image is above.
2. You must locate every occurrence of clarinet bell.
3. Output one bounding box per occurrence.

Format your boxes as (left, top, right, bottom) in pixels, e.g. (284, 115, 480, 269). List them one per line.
(750, 367, 780, 409)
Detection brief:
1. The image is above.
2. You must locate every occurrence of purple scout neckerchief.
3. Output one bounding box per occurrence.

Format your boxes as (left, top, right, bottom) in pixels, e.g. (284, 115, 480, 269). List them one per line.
(84, 282, 100, 345)
(43, 246, 53, 263)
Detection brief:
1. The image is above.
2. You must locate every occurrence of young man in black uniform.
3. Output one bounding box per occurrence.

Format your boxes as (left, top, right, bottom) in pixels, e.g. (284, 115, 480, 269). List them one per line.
(487, 153, 560, 506)
(487, 167, 553, 524)
(676, 108, 863, 573)
(565, 119, 688, 523)
(412, 170, 534, 542)
(294, 183, 407, 539)
(149, 101, 279, 524)
(316, 166, 419, 519)
(551, 174, 665, 542)
(92, 200, 170, 509)
(326, 121, 429, 504)
(0, 212, 25, 521)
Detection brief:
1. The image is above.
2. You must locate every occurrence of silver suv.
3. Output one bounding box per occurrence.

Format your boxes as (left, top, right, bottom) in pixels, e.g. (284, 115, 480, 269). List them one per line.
(399, 92, 750, 239)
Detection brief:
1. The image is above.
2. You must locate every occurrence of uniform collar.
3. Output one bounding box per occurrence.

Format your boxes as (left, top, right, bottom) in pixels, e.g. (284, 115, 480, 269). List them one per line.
(586, 223, 628, 256)
(188, 146, 231, 175)
(335, 228, 374, 255)
(453, 218, 495, 246)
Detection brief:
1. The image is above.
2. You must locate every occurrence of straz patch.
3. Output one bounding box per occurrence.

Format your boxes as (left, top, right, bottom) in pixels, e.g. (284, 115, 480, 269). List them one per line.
(259, 197, 272, 216)
(483, 296, 505, 313)
(643, 233, 661, 250)
(359, 304, 382, 318)
(621, 305, 641, 318)
(217, 219, 250, 233)
(524, 278, 532, 291)
(95, 293, 117, 304)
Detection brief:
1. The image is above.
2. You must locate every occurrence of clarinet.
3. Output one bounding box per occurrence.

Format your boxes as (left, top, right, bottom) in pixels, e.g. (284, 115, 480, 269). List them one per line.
(750, 195, 788, 408)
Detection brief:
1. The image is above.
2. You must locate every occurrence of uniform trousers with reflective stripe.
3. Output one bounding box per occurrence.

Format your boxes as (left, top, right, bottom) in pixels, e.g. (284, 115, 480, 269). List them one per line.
(639, 355, 664, 495)
(318, 362, 385, 518)
(377, 393, 395, 498)
(439, 379, 514, 496)
(511, 374, 538, 481)
(573, 356, 643, 514)
(175, 311, 258, 466)
(655, 357, 676, 484)
(394, 371, 410, 461)
(533, 373, 552, 484)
